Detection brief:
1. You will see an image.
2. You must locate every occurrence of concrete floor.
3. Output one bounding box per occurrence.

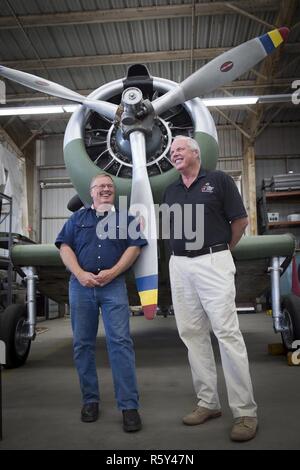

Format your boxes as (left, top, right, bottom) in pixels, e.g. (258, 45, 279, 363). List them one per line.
(0, 311, 300, 450)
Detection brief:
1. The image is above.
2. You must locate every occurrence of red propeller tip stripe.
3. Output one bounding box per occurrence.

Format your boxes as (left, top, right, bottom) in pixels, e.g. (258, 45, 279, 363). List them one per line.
(279, 27, 290, 41)
(143, 305, 157, 320)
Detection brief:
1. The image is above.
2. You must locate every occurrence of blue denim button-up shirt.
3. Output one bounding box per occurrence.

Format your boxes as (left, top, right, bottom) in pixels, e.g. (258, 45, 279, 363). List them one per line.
(55, 207, 147, 273)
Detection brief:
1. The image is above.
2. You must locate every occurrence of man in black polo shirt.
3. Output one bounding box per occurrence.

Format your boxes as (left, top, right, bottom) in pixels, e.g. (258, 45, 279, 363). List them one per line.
(164, 136, 257, 442)
(55, 174, 147, 432)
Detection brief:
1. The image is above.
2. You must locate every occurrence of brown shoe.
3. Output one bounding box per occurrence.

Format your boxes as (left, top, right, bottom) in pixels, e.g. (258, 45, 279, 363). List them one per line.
(230, 416, 258, 442)
(182, 406, 222, 425)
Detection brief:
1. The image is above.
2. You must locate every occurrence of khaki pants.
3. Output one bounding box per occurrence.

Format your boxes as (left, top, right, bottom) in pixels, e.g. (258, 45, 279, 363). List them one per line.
(169, 250, 257, 418)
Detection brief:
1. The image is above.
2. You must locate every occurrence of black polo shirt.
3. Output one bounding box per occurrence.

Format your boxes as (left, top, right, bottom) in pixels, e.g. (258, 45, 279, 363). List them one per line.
(55, 207, 147, 274)
(163, 167, 247, 253)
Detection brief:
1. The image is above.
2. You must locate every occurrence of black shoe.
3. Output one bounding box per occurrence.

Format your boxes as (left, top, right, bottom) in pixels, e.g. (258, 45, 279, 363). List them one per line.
(122, 409, 142, 432)
(81, 403, 99, 423)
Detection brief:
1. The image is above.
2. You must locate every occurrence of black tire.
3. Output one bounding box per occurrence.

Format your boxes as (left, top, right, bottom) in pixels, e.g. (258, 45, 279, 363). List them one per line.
(0, 304, 31, 368)
(281, 294, 300, 351)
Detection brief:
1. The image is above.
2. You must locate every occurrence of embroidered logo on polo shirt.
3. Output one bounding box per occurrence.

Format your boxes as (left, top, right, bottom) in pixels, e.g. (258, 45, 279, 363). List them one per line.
(201, 182, 214, 193)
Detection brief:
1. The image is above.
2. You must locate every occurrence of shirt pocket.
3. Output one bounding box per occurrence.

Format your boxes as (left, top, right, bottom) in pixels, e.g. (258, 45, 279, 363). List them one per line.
(74, 223, 95, 247)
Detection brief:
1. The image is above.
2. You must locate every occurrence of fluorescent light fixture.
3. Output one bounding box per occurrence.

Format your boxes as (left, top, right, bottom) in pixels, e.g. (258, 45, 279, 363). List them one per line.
(0, 93, 293, 116)
(0, 104, 79, 116)
(0, 98, 258, 115)
(203, 96, 259, 106)
(257, 94, 293, 104)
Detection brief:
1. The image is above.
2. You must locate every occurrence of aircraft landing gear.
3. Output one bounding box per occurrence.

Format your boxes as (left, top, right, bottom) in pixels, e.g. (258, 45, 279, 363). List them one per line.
(280, 294, 300, 351)
(0, 303, 31, 368)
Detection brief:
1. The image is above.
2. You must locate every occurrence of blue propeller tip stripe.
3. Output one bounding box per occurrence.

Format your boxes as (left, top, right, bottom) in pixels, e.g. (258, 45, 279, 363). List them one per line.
(259, 34, 275, 54)
(136, 274, 158, 292)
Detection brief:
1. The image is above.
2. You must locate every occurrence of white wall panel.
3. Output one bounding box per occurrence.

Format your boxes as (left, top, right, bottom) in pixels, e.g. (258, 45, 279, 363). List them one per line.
(0, 144, 27, 235)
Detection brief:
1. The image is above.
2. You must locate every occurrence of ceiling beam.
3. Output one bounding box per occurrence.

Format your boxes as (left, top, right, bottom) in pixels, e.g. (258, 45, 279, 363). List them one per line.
(1, 43, 299, 72)
(0, 48, 244, 70)
(0, 124, 24, 159)
(0, 114, 35, 162)
(212, 107, 251, 138)
(0, 1, 280, 29)
(20, 118, 52, 151)
(225, 2, 275, 29)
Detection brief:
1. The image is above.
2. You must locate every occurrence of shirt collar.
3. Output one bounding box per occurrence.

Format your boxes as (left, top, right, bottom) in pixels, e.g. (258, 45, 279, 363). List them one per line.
(91, 204, 116, 217)
(176, 167, 206, 186)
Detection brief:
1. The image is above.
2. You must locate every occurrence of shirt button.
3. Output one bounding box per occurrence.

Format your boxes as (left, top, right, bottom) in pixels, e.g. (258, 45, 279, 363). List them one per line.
(98, 256, 101, 259)
(98, 245, 101, 247)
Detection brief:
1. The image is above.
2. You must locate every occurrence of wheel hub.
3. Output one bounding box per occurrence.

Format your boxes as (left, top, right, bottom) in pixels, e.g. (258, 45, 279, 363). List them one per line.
(15, 318, 31, 356)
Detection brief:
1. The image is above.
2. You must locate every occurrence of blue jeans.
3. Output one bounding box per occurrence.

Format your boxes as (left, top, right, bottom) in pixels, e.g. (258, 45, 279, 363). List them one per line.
(69, 275, 139, 410)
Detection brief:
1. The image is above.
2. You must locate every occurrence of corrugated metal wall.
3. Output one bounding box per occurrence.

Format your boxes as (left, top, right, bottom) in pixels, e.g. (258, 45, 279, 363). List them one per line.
(40, 183, 76, 244)
(218, 129, 242, 158)
(255, 127, 300, 156)
(255, 127, 300, 196)
(217, 128, 243, 175)
(37, 137, 75, 243)
(37, 136, 64, 167)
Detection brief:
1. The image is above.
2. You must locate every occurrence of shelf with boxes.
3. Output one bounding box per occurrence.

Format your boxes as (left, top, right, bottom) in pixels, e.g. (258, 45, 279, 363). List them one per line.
(258, 175, 300, 248)
(268, 220, 300, 228)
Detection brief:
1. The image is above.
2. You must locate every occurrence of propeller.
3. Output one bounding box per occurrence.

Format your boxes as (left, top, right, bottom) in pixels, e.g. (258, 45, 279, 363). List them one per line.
(0, 27, 290, 321)
(152, 27, 290, 115)
(0, 65, 117, 121)
(126, 27, 289, 320)
(129, 132, 158, 320)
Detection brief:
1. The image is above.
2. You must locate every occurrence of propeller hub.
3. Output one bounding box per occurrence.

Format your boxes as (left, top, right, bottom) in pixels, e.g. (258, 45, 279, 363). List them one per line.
(122, 87, 143, 106)
(82, 76, 207, 179)
(107, 117, 172, 169)
(121, 87, 144, 126)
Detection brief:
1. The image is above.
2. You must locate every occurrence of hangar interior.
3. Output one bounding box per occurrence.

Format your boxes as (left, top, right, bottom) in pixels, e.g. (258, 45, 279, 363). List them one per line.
(0, 0, 300, 450)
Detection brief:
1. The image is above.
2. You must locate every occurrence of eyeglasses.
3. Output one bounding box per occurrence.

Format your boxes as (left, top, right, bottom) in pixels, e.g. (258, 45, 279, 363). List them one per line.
(91, 184, 114, 190)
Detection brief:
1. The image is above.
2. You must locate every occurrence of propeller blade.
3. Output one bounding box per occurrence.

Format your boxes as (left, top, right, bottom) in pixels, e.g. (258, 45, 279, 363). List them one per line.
(129, 131, 158, 320)
(0, 65, 117, 120)
(83, 98, 117, 121)
(152, 27, 290, 115)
